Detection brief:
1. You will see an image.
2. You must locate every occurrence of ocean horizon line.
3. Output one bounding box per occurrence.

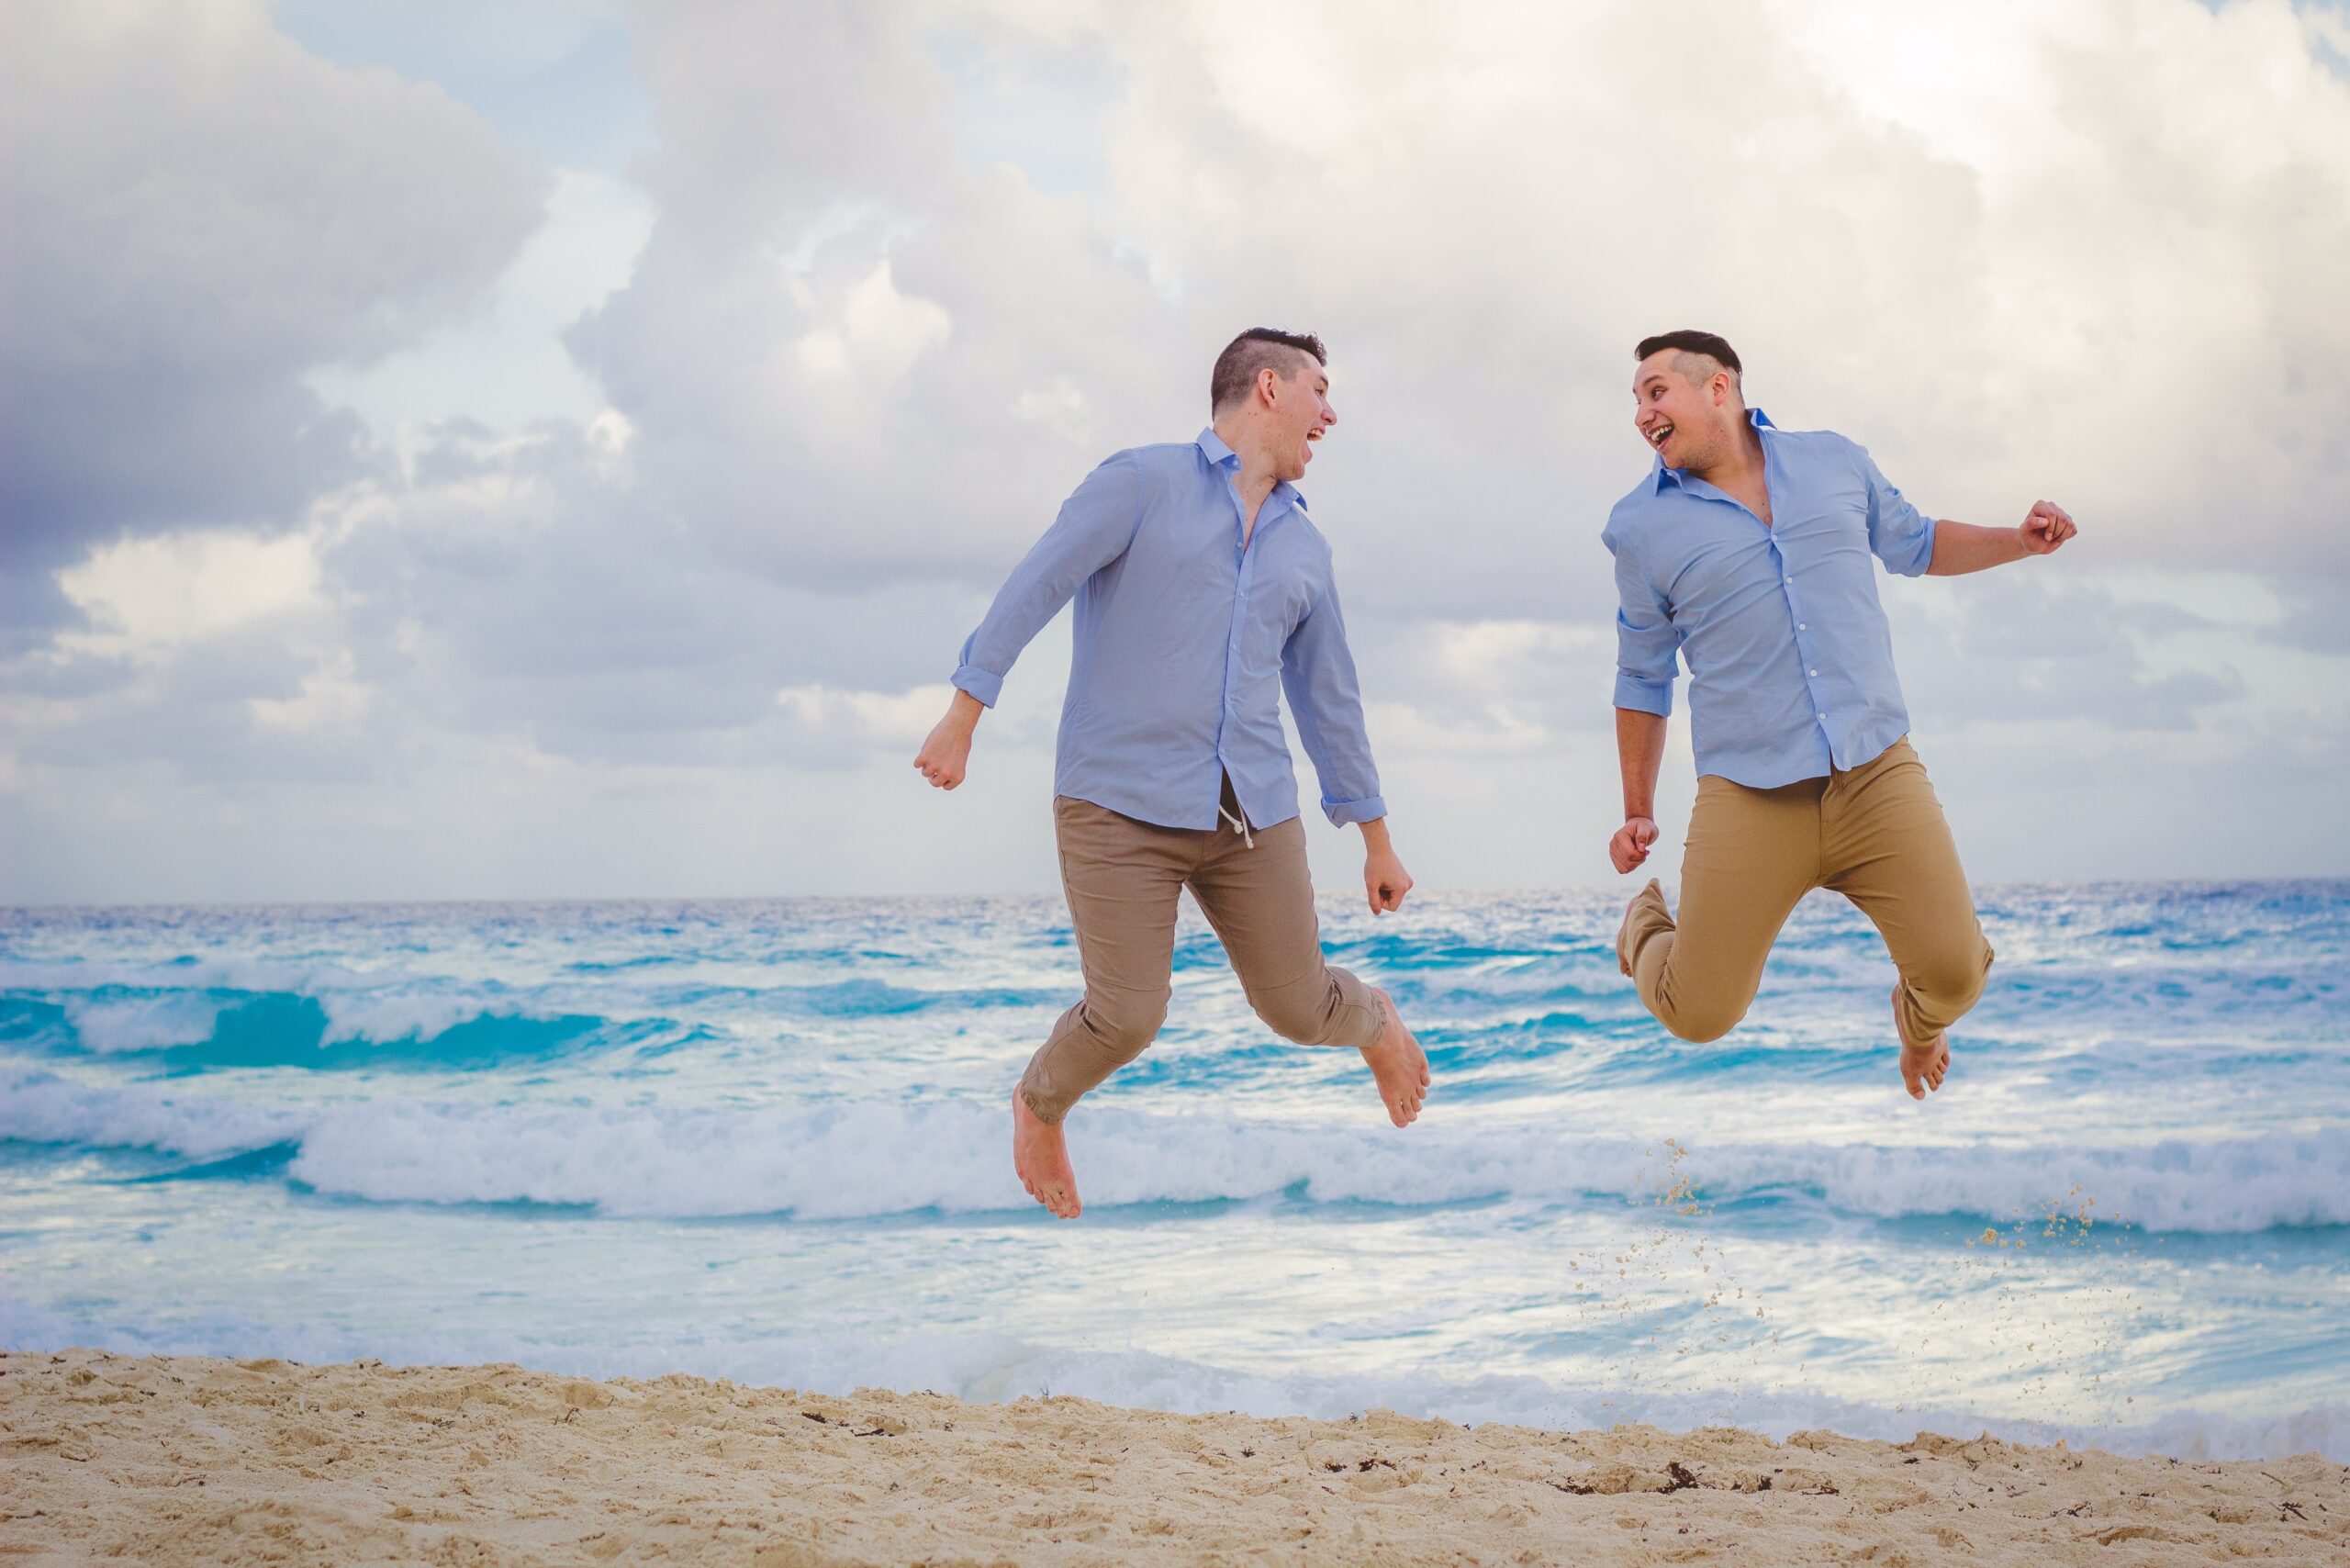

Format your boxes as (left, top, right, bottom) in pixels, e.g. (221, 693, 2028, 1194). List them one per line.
(7, 872, 2350, 917)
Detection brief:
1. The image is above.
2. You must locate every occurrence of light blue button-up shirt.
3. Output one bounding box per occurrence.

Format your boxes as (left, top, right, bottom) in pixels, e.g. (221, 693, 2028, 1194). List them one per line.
(952, 429, 1386, 832)
(1604, 409, 1938, 789)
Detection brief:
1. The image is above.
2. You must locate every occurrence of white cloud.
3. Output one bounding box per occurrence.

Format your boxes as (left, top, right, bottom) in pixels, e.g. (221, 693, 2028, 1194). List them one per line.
(54, 532, 325, 661)
(774, 682, 957, 768)
(6, 0, 2349, 902)
(310, 168, 656, 435)
(0, 0, 543, 638)
(790, 261, 955, 387)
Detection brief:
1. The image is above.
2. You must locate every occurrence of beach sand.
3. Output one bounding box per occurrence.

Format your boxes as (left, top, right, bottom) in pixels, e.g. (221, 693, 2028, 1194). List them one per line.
(3, 1349, 2342, 1565)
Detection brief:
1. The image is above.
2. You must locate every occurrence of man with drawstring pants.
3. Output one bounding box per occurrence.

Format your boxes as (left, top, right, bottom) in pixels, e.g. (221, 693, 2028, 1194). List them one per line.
(914, 328, 1432, 1219)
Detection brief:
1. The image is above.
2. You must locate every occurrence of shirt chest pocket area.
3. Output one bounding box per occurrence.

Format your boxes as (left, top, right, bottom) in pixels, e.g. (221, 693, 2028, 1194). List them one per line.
(1247, 543, 1320, 644)
(1782, 476, 1874, 562)
(1130, 505, 1240, 594)
(1666, 521, 1774, 616)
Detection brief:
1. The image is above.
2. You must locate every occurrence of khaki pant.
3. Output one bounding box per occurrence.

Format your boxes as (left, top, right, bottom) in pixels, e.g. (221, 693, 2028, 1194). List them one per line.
(1619, 738, 1993, 1046)
(1019, 784, 1382, 1124)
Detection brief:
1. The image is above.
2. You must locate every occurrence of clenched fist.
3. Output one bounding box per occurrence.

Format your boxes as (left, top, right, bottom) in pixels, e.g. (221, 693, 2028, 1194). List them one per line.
(1609, 816, 1659, 875)
(913, 691, 984, 790)
(2019, 499, 2076, 555)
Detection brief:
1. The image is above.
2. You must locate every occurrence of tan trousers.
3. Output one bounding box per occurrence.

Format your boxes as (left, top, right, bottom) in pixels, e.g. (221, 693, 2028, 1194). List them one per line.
(1019, 784, 1383, 1124)
(1619, 738, 1993, 1046)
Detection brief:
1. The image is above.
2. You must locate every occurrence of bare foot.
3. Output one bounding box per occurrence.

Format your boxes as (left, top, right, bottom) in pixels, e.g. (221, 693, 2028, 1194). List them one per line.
(1360, 989, 1432, 1127)
(1012, 1087, 1081, 1218)
(1892, 981, 1951, 1101)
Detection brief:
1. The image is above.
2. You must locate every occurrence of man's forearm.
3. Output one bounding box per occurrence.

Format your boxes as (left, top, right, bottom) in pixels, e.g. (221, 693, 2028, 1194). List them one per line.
(1359, 815, 1393, 853)
(1926, 520, 2027, 577)
(942, 688, 986, 730)
(1616, 708, 1667, 820)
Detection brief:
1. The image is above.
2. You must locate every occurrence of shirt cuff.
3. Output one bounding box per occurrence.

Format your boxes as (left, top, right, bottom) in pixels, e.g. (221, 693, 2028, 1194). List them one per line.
(1322, 793, 1387, 827)
(1613, 673, 1673, 716)
(951, 665, 1002, 708)
(1905, 516, 1940, 577)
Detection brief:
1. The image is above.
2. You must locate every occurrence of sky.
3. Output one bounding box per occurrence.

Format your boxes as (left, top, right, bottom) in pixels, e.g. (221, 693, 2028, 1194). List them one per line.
(4, 0, 2348, 906)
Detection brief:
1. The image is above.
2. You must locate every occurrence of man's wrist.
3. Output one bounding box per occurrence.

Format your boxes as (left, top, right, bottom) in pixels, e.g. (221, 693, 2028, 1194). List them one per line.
(1358, 815, 1393, 852)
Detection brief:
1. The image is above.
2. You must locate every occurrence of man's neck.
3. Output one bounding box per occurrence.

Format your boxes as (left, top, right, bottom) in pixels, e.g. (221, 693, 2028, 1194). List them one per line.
(1211, 416, 1283, 524)
(1688, 415, 1764, 491)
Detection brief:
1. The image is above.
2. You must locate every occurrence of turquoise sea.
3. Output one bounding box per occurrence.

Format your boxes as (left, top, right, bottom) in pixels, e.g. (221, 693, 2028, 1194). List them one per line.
(3, 882, 2344, 1459)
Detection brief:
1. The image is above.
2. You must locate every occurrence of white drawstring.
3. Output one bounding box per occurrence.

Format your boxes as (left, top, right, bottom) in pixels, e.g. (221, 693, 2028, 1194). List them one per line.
(1218, 801, 1255, 848)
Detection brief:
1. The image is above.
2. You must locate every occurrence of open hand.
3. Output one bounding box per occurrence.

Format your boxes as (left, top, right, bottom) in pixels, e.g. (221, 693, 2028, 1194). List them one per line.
(1609, 817, 1659, 874)
(2020, 499, 2076, 555)
(1365, 845, 1414, 914)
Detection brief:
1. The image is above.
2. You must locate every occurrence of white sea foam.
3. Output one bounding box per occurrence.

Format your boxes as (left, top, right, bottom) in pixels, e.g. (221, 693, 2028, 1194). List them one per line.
(3, 1294, 2340, 1463)
(60, 992, 228, 1053)
(6, 1070, 2344, 1232)
(0, 1071, 303, 1160)
(312, 990, 542, 1046)
(2, 956, 563, 1050)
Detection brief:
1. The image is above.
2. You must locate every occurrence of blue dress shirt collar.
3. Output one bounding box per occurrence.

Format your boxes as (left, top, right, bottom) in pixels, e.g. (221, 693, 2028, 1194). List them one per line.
(1195, 427, 1306, 518)
(1651, 408, 1778, 495)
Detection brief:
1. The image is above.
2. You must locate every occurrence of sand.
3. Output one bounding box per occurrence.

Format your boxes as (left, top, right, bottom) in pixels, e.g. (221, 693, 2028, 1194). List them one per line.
(2, 1349, 2343, 1565)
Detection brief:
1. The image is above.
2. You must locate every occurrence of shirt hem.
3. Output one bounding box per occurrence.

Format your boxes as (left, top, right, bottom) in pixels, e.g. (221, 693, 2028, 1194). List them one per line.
(1056, 784, 1304, 834)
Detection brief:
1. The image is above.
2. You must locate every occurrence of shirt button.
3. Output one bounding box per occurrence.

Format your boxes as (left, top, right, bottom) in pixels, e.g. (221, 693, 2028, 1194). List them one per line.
(1808, 668, 1818, 677)
(1798, 622, 1807, 630)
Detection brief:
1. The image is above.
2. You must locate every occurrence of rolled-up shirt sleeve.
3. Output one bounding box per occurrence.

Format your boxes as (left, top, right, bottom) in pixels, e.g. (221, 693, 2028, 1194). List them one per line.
(1607, 529, 1679, 716)
(952, 453, 1142, 707)
(1281, 571, 1386, 826)
(1857, 443, 1937, 578)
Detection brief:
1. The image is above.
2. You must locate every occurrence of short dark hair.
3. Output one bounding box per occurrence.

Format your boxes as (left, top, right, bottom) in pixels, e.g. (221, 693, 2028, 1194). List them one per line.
(1635, 330, 1742, 379)
(1211, 328, 1327, 412)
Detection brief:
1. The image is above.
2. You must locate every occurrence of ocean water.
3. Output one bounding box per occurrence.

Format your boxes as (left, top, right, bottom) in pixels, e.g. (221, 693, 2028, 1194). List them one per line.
(3, 883, 2345, 1461)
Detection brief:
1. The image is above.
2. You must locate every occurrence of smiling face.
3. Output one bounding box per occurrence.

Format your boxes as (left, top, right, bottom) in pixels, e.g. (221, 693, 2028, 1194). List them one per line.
(1261, 353, 1337, 483)
(1632, 349, 1738, 471)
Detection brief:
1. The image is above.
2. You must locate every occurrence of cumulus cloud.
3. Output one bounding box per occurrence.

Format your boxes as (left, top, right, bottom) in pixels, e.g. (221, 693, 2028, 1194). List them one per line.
(562, 0, 2350, 617)
(5, 0, 2348, 901)
(0, 0, 543, 635)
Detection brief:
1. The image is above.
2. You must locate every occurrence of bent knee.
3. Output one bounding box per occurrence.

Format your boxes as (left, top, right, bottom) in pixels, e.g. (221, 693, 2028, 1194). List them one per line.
(1659, 1007, 1742, 1046)
(1252, 1003, 1337, 1047)
(1651, 988, 1745, 1045)
(1079, 989, 1169, 1059)
(1248, 981, 1343, 1046)
(1909, 942, 1994, 1015)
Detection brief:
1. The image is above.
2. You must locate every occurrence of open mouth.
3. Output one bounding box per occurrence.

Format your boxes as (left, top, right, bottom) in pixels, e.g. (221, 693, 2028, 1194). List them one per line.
(1645, 420, 1674, 453)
